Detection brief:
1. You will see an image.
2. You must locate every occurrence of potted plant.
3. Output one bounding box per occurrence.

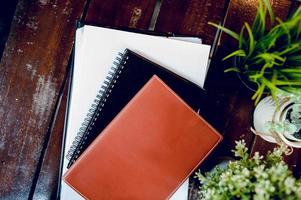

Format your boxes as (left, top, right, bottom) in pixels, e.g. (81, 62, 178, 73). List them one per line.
(253, 93, 301, 147)
(195, 140, 301, 199)
(209, 0, 301, 105)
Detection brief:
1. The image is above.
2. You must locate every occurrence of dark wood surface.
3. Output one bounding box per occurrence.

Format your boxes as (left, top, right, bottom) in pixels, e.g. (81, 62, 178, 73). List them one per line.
(0, 0, 87, 199)
(155, 0, 228, 44)
(0, 0, 300, 199)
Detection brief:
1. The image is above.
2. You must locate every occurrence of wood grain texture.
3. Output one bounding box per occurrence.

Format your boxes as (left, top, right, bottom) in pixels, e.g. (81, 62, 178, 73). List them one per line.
(155, 0, 228, 44)
(224, 0, 291, 34)
(0, 0, 86, 199)
(85, 0, 158, 29)
(1, 0, 299, 199)
(32, 75, 69, 200)
(205, 51, 257, 150)
(28, 0, 159, 199)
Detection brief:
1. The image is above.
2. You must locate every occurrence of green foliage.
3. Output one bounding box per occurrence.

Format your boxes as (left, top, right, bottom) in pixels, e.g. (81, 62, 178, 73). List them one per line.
(266, 120, 297, 136)
(291, 104, 301, 126)
(209, 1, 301, 104)
(266, 103, 301, 139)
(196, 140, 301, 200)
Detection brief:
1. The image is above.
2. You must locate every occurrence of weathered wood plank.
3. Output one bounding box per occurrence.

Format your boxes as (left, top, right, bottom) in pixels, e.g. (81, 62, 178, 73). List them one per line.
(9, 1, 299, 199)
(205, 65, 256, 155)
(250, 136, 277, 155)
(30, 0, 159, 198)
(0, 0, 86, 199)
(155, 0, 228, 44)
(223, 0, 291, 34)
(32, 75, 69, 200)
(85, 0, 158, 29)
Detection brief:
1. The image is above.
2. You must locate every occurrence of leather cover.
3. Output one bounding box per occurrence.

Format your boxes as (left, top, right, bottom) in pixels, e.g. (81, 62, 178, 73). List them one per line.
(67, 49, 219, 168)
(63, 76, 222, 200)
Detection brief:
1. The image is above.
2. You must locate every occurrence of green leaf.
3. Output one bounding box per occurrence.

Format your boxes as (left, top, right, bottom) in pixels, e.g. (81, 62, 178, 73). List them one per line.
(276, 80, 301, 86)
(239, 25, 246, 48)
(282, 87, 301, 95)
(245, 22, 255, 57)
(224, 67, 241, 73)
(254, 53, 285, 65)
(296, 24, 301, 40)
(259, 63, 272, 76)
(287, 55, 301, 62)
(252, 0, 265, 39)
(286, 73, 301, 79)
(263, 0, 275, 24)
(280, 68, 301, 73)
(208, 22, 240, 41)
(223, 49, 246, 61)
(252, 80, 266, 105)
(290, 5, 301, 20)
(277, 43, 301, 56)
(257, 24, 284, 50)
(276, 17, 291, 45)
(249, 63, 272, 80)
(271, 70, 277, 100)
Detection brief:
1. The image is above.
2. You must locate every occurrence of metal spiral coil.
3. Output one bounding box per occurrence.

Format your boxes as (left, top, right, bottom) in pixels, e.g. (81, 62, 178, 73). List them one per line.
(66, 51, 128, 167)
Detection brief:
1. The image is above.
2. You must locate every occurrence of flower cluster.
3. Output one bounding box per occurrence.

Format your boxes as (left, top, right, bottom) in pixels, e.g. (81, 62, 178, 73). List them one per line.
(196, 140, 301, 200)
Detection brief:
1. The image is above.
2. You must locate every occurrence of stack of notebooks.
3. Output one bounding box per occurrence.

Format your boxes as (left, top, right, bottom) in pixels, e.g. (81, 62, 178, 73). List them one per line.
(59, 22, 222, 200)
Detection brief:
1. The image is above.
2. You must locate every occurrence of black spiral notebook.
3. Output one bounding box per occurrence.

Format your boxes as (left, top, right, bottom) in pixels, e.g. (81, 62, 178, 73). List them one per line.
(66, 48, 216, 168)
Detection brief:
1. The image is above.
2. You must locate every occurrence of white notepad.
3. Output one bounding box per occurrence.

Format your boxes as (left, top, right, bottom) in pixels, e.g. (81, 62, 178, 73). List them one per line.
(60, 25, 211, 200)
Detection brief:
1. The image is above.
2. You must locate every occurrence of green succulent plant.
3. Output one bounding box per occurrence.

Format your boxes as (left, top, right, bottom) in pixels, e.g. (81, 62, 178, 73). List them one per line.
(266, 103, 301, 140)
(209, 0, 301, 104)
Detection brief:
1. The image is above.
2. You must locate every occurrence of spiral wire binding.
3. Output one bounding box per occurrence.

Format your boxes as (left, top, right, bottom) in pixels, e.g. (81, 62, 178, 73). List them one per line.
(66, 50, 129, 167)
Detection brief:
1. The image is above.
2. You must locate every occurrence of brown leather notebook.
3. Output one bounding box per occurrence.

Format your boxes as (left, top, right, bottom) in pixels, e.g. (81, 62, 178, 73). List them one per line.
(63, 76, 222, 200)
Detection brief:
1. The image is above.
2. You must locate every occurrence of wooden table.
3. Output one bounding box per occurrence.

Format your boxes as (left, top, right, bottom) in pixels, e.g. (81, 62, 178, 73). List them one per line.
(0, 0, 300, 199)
